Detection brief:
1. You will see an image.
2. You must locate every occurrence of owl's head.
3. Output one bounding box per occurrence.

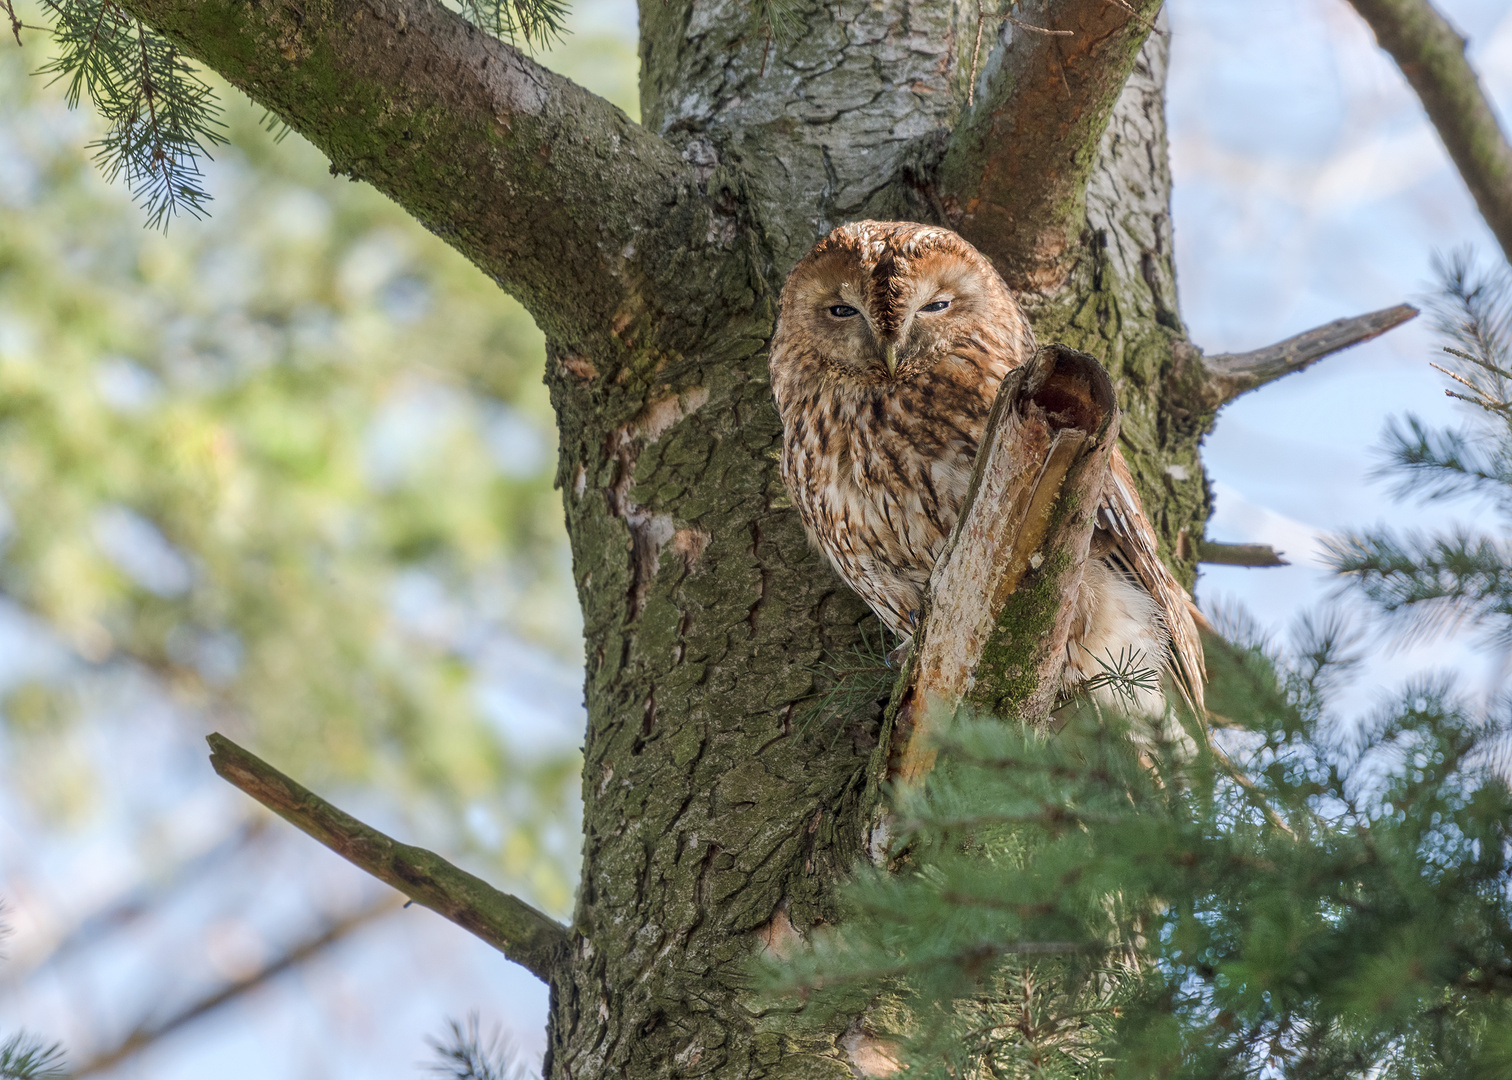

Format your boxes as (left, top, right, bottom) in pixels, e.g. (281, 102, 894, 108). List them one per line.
(770, 221, 1026, 388)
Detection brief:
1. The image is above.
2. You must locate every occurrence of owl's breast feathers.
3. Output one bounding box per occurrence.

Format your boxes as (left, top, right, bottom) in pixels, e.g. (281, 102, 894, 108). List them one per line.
(774, 351, 1000, 634)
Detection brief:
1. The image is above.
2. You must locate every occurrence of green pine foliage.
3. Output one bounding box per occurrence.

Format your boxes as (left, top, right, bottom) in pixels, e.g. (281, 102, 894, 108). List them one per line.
(0, 1035, 65, 1080)
(0, 912, 66, 1079)
(34, 0, 225, 226)
(427, 1015, 531, 1080)
(12, 0, 573, 226)
(762, 256, 1512, 1078)
(1330, 254, 1512, 648)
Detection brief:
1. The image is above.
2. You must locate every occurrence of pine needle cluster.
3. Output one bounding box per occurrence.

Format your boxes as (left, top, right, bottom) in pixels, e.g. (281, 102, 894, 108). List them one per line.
(0, 1036, 65, 1080)
(762, 255, 1512, 1078)
(34, 0, 224, 226)
(0, 911, 65, 1080)
(1329, 253, 1512, 648)
(427, 1015, 532, 1080)
(15, 0, 572, 226)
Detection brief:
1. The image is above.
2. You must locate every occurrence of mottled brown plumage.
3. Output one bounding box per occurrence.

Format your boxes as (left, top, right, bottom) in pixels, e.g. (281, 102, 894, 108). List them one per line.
(770, 221, 1204, 712)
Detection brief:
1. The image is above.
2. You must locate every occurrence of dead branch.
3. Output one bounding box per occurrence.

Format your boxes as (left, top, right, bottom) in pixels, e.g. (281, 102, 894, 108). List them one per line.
(1198, 541, 1289, 568)
(886, 345, 1120, 783)
(1347, 0, 1512, 265)
(1167, 304, 1419, 417)
(70, 897, 399, 1078)
(207, 734, 568, 981)
(939, 0, 1164, 291)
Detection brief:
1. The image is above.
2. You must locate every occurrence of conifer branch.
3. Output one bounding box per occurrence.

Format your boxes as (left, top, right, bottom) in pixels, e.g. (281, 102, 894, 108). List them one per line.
(97, 0, 696, 342)
(35, 0, 226, 226)
(0, 1035, 65, 1080)
(1345, 0, 1512, 265)
(887, 345, 1119, 782)
(1167, 304, 1419, 417)
(206, 734, 569, 981)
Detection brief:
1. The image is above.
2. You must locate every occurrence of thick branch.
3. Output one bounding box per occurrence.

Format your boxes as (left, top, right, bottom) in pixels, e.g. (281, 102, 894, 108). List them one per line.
(113, 0, 695, 345)
(206, 733, 568, 981)
(889, 345, 1119, 782)
(1198, 541, 1288, 568)
(938, 0, 1163, 291)
(1167, 304, 1418, 417)
(1347, 0, 1512, 264)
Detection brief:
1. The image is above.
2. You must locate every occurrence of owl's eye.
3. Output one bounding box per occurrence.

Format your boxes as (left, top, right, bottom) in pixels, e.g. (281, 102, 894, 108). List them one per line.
(828, 304, 860, 318)
(920, 299, 951, 313)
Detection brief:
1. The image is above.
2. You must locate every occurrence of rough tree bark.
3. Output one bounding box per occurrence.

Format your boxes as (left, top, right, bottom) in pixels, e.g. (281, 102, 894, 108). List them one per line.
(103, 0, 1414, 1074)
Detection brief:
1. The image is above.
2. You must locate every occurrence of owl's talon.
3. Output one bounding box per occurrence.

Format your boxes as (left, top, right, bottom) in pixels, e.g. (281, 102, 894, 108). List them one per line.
(907, 609, 920, 629)
(886, 637, 913, 669)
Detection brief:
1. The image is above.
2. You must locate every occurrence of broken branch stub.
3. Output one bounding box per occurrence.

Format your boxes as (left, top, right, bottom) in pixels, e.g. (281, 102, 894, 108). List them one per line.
(206, 733, 568, 981)
(1198, 541, 1289, 567)
(890, 345, 1120, 783)
(1167, 304, 1419, 418)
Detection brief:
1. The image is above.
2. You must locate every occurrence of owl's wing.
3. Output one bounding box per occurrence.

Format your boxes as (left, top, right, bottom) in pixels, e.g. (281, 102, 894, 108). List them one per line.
(1095, 449, 1206, 716)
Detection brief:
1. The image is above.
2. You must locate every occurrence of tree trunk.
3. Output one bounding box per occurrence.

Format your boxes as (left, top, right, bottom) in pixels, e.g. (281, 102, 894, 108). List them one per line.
(103, 0, 1235, 1073)
(548, 8, 1197, 1077)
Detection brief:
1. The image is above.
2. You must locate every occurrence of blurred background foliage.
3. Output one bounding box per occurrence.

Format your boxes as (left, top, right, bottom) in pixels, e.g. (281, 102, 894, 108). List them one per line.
(0, 0, 637, 933)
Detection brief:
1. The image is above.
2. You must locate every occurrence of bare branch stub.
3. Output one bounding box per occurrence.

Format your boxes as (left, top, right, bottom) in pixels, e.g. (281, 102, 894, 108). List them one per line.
(1168, 303, 1419, 418)
(206, 734, 569, 982)
(886, 345, 1120, 783)
(1198, 541, 1289, 568)
(1347, 0, 1512, 265)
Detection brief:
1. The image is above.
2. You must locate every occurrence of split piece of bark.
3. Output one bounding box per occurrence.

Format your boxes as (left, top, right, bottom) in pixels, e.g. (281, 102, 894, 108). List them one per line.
(207, 733, 568, 981)
(890, 345, 1120, 783)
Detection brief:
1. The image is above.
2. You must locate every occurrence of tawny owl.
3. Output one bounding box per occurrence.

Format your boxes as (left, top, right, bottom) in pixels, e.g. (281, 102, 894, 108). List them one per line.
(769, 221, 1204, 713)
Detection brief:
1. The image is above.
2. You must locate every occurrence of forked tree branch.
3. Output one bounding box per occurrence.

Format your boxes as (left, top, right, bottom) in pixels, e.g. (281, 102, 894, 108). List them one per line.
(1346, 0, 1512, 265)
(938, 0, 1164, 292)
(207, 734, 569, 981)
(110, 0, 695, 345)
(1167, 303, 1419, 418)
(884, 345, 1119, 783)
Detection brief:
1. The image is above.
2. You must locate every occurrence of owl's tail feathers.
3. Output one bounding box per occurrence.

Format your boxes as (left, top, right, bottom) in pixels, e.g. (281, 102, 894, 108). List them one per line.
(1165, 596, 1209, 722)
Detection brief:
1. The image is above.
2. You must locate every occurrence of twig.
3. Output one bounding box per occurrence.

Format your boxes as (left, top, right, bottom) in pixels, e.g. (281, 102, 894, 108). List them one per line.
(1197, 541, 1289, 568)
(1101, 0, 1156, 33)
(3, 0, 22, 44)
(206, 733, 569, 981)
(1167, 304, 1419, 416)
(966, 3, 1073, 108)
(1346, 0, 1512, 265)
(70, 898, 399, 1078)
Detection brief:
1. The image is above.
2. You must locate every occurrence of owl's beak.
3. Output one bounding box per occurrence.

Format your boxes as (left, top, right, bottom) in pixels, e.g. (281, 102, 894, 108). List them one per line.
(882, 341, 899, 377)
